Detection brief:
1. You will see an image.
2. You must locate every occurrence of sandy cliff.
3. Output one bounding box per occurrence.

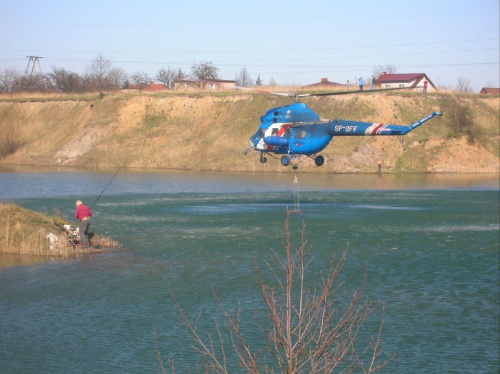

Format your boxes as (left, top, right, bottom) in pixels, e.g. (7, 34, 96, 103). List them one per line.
(0, 91, 498, 173)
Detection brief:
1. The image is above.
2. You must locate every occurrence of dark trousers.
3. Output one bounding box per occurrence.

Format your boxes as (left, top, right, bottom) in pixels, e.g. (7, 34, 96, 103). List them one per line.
(79, 220, 91, 247)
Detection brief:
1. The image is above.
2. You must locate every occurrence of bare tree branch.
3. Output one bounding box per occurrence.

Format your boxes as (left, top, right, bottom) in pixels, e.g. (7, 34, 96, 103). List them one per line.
(162, 211, 392, 373)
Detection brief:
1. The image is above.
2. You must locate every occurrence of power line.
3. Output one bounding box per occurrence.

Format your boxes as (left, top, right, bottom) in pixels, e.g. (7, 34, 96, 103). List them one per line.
(0, 38, 497, 56)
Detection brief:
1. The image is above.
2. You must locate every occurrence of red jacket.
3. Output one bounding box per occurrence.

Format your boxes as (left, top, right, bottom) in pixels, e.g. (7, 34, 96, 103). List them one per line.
(75, 204, 92, 221)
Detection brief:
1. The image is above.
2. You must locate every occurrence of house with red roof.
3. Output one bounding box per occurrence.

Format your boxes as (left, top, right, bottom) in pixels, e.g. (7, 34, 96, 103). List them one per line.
(376, 73, 437, 92)
(302, 78, 344, 90)
(479, 87, 500, 95)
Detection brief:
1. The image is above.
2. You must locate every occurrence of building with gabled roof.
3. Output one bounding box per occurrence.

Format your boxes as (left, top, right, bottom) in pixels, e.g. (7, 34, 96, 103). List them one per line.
(129, 81, 167, 91)
(479, 87, 500, 94)
(376, 73, 437, 92)
(302, 78, 344, 90)
(174, 78, 235, 90)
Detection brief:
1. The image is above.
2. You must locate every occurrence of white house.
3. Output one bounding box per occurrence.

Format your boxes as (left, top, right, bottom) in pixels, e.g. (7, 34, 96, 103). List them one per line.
(376, 73, 437, 92)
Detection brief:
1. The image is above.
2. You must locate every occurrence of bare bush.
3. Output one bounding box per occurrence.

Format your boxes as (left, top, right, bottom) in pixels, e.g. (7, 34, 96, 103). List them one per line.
(444, 96, 474, 134)
(456, 77, 473, 93)
(0, 122, 24, 157)
(373, 64, 397, 77)
(0, 68, 21, 93)
(47, 66, 84, 93)
(165, 211, 393, 373)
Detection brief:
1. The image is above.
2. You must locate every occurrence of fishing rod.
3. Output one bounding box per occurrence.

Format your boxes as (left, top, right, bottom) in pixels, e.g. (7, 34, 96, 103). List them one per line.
(90, 166, 123, 209)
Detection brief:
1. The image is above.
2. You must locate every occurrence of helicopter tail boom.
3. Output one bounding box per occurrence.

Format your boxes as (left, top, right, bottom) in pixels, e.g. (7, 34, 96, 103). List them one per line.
(399, 111, 442, 135)
(328, 111, 442, 136)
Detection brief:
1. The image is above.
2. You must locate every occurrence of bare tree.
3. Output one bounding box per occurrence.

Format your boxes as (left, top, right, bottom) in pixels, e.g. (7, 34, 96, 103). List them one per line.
(47, 66, 83, 93)
(86, 54, 113, 97)
(0, 68, 20, 93)
(107, 67, 128, 90)
(130, 71, 151, 91)
(456, 77, 472, 93)
(373, 64, 397, 77)
(235, 67, 253, 87)
(167, 211, 393, 373)
(156, 67, 176, 89)
(14, 74, 50, 92)
(191, 61, 219, 80)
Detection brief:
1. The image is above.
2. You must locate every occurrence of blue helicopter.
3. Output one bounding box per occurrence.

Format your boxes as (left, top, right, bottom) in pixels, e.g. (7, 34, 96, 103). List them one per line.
(245, 89, 442, 167)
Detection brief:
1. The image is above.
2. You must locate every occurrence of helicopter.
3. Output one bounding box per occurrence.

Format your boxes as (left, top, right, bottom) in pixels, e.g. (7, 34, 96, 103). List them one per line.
(244, 89, 442, 167)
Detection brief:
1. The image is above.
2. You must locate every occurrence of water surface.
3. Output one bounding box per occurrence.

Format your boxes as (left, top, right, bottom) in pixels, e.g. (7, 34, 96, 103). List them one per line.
(0, 168, 498, 373)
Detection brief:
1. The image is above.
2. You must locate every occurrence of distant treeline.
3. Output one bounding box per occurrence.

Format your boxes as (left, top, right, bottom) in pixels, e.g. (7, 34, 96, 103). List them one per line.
(0, 55, 256, 95)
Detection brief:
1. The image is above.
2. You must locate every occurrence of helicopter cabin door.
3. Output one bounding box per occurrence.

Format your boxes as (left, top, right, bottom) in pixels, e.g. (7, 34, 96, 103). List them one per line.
(290, 128, 310, 151)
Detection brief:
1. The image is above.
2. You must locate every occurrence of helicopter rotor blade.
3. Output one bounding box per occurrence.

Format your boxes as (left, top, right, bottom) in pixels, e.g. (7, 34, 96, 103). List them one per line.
(233, 86, 410, 100)
(302, 87, 410, 97)
(233, 86, 297, 97)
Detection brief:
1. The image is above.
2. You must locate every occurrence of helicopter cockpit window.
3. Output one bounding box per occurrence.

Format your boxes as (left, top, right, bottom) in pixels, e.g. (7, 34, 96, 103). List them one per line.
(255, 129, 266, 138)
(284, 129, 291, 138)
(294, 130, 307, 139)
(271, 128, 278, 135)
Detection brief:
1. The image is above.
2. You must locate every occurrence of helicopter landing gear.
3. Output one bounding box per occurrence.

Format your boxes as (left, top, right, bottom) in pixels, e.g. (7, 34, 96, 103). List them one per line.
(260, 156, 267, 163)
(314, 155, 325, 166)
(281, 155, 291, 167)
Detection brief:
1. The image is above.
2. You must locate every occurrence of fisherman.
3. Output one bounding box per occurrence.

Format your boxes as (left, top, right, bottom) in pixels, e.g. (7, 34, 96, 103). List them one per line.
(377, 158, 383, 173)
(75, 200, 92, 248)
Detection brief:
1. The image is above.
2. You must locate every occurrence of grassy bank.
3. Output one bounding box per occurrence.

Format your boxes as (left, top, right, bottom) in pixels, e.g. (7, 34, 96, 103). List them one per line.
(0, 202, 120, 257)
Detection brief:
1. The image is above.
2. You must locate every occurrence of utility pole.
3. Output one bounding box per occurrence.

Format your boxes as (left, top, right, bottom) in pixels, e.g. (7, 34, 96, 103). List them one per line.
(25, 56, 42, 77)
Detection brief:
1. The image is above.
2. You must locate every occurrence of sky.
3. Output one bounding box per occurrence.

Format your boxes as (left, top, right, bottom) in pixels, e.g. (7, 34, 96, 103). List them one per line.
(1, 0, 499, 91)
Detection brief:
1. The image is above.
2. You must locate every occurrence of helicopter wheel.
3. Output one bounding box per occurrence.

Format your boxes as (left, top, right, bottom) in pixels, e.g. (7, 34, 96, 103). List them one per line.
(315, 155, 325, 166)
(281, 155, 291, 167)
(260, 156, 267, 163)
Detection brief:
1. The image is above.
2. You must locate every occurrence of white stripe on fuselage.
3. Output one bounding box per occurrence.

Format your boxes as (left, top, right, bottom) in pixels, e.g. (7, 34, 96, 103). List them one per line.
(255, 123, 293, 150)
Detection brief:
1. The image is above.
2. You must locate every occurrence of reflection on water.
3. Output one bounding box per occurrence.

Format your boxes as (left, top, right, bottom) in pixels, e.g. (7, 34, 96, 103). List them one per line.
(1, 165, 498, 201)
(0, 254, 66, 268)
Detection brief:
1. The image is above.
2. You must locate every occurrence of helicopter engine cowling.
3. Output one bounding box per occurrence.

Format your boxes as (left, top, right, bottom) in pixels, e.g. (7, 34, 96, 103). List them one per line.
(264, 136, 289, 147)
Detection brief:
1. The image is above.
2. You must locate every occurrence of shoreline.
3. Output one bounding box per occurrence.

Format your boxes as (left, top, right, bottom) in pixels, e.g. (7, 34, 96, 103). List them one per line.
(1, 163, 498, 175)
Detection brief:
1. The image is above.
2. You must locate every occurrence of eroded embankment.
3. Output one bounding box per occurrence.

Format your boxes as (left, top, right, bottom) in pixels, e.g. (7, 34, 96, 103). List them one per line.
(0, 91, 498, 173)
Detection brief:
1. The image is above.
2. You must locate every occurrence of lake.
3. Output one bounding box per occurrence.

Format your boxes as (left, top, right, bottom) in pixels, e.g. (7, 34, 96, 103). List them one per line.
(0, 167, 499, 373)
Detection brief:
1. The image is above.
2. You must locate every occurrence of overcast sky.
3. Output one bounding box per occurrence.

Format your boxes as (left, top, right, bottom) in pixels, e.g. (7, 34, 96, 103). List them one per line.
(1, 0, 498, 91)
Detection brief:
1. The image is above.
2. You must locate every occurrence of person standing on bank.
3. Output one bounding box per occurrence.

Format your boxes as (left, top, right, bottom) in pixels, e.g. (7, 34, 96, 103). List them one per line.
(358, 77, 364, 91)
(75, 200, 92, 248)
